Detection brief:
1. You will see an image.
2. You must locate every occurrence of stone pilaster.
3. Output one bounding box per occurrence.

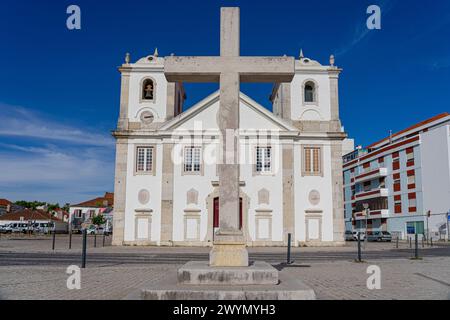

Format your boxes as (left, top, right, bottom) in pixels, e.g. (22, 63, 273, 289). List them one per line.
(282, 144, 295, 245)
(331, 142, 345, 243)
(329, 71, 342, 129)
(160, 143, 174, 245)
(112, 139, 128, 246)
(166, 82, 176, 121)
(117, 68, 131, 130)
(278, 83, 292, 122)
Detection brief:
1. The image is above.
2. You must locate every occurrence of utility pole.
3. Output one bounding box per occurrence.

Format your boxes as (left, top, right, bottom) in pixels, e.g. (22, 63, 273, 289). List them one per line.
(363, 203, 369, 246)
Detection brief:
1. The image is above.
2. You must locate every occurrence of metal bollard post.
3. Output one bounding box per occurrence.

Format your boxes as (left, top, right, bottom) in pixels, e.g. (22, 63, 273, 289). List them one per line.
(102, 233, 106, 247)
(68, 231, 72, 250)
(422, 236, 424, 248)
(81, 229, 87, 269)
(396, 236, 399, 249)
(409, 237, 412, 248)
(287, 233, 292, 264)
(94, 233, 97, 248)
(414, 234, 419, 259)
(430, 237, 433, 247)
(52, 230, 56, 251)
(357, 233, 362, 262)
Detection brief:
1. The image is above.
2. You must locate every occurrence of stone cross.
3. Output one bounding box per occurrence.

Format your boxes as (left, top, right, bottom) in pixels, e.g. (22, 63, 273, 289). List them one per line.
(165, 7, 294, 266)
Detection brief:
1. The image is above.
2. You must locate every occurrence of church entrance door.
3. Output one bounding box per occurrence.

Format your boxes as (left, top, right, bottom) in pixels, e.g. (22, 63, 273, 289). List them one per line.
(213, 197, 243, 240)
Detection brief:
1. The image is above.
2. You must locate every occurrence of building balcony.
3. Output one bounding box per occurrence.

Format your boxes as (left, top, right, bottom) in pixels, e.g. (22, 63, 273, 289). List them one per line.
(354, 167, 388, 184)
(354, 188, 389, 201)
(354, 209, 389, 221)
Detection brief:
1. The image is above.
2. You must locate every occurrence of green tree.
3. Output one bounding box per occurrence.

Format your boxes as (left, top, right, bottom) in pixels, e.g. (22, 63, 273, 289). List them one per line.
(92, 214, 106, 227)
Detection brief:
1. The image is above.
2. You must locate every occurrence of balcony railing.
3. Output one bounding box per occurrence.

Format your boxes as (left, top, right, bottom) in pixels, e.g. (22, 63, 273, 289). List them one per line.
(354, 188, 389, 201)
(354, 209, 389, 221)
(354, 167, 388, 184)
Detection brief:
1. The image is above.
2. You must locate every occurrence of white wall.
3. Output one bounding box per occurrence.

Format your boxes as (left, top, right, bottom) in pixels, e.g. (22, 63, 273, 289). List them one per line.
(290, 72, 332, 121)
(127, 68, 168, 123)
(420, 124, 450, 233)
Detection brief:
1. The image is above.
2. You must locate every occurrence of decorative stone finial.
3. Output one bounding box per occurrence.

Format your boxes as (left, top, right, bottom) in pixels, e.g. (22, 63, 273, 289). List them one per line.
(153, 48, 159, 57)
(125, 52, 130, 64)
(299, 49, 304, 59)
(330, 54, 335, 66)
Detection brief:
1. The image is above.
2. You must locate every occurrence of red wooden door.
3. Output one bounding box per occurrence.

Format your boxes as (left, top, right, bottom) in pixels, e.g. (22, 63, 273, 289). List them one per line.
(213, 197, 242, 229)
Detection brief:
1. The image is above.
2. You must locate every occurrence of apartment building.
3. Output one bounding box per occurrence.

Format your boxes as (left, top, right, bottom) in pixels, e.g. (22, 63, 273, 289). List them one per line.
(343, 113, 450, 240)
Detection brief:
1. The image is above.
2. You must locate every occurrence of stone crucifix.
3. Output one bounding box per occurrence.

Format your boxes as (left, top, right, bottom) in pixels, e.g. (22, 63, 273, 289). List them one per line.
(165, 7, 294, 267)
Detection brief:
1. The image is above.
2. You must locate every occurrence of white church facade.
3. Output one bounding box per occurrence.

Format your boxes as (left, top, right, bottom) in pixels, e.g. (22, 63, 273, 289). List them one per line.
(111, 50, 351, 247)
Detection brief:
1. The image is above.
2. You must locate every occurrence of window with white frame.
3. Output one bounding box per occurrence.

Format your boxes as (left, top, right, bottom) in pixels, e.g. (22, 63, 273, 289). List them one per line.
(406, 150, 414, 161)
(256, 146, 272, 173)
(184, 146, 202, 173)
(408, 197, 417, 208)
(136, 146, 154, 173)
(303, 146, 322, 176)
(407, 174, 415, 185)
(74, 209, 82, 218)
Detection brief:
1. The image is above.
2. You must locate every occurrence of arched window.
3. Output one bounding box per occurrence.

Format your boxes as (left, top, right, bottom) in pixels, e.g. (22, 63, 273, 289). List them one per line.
(304, 81, 316, 103)
(142, 79, 154, 101)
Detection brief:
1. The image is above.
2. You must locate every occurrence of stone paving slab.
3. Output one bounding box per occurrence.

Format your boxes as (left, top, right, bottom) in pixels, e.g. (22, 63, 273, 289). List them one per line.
(0, 257, 449, 300)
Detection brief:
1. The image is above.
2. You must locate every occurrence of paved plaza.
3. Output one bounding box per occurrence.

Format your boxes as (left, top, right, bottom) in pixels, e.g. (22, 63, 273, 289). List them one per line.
(0, 235, 449, 300)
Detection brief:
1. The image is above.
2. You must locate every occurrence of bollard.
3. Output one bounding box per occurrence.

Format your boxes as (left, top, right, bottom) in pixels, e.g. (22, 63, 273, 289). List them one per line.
(68, 231, 72, 250)
(287, 233, 292, 264)
(357, 233, 362, 262)
(422, 237, 424, 248)
(409, 237, 412, 248)
(396, 236, 399, 249)
(94, 233, 97, 248)
(414, 234, 419, 259)
(52, 230, 56, 251)
(102, 233, 106, 247)
(81, 229, 87, 269)
(430, 237, 433, 247)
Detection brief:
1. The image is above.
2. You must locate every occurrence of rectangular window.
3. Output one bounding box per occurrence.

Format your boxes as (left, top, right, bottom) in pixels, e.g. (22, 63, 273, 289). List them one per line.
(256, 146, 272, 173)
(392, 158, 400, 171)
(136, 146, 154, 173)
(303, 146, 322, 176)
(394, 195, 402, 214)
(408, 193, 416, 212)
(74, 209, 82, 218)
(407, 174, 415, 185)
(184, 146, 202, 173)
(406, 150, 414, 161)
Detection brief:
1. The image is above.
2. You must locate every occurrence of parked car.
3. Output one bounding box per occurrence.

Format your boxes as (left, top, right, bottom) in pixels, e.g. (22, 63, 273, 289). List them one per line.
(0, 224, 13, 234)
(367, 231, 392, 242)
(344, 230, 354, 241)
(9, 223, 31, 233)
(32, 222, 54, 234)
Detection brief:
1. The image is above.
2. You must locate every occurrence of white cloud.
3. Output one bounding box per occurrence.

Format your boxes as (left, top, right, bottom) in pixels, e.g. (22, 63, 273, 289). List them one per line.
(0, 103, 114, 147)
(0, 103, 115, 204)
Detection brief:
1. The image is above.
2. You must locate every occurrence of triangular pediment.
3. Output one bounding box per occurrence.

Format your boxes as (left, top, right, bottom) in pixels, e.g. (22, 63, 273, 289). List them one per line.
(160, 91, 296, 132)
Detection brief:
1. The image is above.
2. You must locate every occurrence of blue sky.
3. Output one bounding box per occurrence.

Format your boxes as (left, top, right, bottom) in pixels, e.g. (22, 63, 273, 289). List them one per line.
(0, 0, 449, 204)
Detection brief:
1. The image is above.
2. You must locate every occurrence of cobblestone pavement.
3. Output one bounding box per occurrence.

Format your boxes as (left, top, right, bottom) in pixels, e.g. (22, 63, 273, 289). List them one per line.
(0, 236, 449, 300)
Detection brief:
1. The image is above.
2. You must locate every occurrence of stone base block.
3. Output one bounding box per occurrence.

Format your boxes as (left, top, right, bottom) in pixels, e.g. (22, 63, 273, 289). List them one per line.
(209, 243, 248, 267)
(141, 268, 315, 300)
(178, 261, 278, 285)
